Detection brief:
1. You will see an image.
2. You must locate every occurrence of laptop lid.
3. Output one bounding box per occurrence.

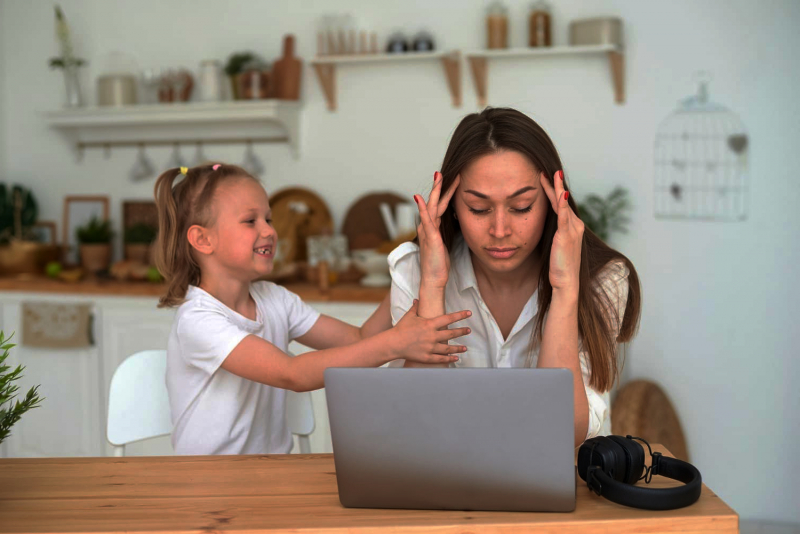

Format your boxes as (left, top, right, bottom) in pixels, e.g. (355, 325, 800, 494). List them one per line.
(324, 367, 576, 512)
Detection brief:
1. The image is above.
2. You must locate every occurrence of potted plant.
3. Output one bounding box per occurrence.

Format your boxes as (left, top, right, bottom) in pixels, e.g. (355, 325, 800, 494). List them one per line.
(124, 223, 157, 264)
(0, 184, 60, 275)
(224, 52, 258, 100)
(0, 331, 44, 446)
(76, 216, 113, 273)
(576, 186, 632, 243)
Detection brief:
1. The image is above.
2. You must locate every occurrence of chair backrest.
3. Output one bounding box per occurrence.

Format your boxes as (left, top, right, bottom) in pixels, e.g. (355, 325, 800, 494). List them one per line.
(107, 349, 172, 456)
(286, 390, 315, 454)
(107, 349, 317, 455)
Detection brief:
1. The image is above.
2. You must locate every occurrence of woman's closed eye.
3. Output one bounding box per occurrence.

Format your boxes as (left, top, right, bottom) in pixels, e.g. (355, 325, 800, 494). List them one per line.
(467, 205, 533, 215)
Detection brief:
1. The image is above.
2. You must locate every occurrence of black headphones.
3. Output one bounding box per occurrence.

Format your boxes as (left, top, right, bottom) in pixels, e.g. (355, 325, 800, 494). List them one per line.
(576, 435, 702, 510)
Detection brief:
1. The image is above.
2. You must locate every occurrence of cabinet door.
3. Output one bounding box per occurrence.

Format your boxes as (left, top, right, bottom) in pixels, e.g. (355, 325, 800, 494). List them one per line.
(0, 300, 103, 458)
(288, 302, 379, 454)
(99, 299, 176, 457)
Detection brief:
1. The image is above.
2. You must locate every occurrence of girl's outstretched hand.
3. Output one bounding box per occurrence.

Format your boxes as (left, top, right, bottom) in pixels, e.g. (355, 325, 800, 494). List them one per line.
(413, 172, 461, 290)
(540, 171, 584, 297)
(392, 300, 471, 364)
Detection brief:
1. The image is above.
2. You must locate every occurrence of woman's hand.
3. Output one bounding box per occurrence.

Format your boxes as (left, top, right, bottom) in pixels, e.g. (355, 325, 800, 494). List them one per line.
(413, 172, 461, 290)
(540, 171, 584, 297)
(391, 300, 471, 364)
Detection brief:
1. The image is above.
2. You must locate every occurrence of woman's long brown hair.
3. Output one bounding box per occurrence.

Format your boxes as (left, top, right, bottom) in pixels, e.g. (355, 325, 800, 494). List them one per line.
(153, 163, 256, 308)
(437, 108, 641, 392)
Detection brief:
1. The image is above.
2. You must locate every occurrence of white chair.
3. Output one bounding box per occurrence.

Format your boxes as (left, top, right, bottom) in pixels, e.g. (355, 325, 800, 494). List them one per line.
(107, 349, 316, 456)
(287, 390, 315, 454)
(107, 350, 172, 457)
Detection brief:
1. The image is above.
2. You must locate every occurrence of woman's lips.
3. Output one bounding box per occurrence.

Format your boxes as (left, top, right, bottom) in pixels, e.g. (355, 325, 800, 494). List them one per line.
(485, 247, 517, 259)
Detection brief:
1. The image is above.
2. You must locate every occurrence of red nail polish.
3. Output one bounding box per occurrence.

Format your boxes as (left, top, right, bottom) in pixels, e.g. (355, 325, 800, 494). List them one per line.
(414, 195, 421, 203)
(558, 170, 563, 180)
(564, 191, 569, 200)
(433, 171, 439, 183)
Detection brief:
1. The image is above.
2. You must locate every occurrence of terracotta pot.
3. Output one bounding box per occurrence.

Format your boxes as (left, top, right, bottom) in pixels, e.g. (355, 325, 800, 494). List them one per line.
(80, 243, 111, 273)
(0, 241, 61, 275)
(125, 243, 151, 264)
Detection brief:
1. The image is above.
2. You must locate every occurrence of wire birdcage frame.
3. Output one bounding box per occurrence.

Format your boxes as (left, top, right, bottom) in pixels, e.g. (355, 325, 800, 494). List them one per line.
(654, 74, 749, 221)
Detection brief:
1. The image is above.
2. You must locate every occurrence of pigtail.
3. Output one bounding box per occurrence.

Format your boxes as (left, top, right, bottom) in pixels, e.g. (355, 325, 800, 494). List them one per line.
(154, 168, 198, 308)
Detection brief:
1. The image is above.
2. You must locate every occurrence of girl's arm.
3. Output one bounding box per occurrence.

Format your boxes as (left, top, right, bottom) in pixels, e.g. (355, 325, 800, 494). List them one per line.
(537, 171, 589, 447)
(221, 303, 471, 392)
(294, 293, 394, 350)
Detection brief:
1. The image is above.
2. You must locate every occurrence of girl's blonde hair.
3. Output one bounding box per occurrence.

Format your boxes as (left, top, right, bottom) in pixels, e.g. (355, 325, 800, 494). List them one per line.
(153, 163, 256, 308)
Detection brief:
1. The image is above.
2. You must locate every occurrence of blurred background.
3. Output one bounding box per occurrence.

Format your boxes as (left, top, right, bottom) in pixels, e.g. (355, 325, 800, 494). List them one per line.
(0, 1, 798, 531)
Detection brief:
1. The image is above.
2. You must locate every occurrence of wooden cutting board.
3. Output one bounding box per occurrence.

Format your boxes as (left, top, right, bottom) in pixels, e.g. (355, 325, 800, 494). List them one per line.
(269, 187, 332, 262)
(271, 35, 302, 100)
(611, 379, 689, 461)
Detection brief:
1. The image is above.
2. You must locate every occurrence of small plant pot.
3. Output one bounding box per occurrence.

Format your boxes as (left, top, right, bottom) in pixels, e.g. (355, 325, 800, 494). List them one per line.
(125, 243, 151, 264)
(0, 241, 61, 275)
(80, 243, 111, 273)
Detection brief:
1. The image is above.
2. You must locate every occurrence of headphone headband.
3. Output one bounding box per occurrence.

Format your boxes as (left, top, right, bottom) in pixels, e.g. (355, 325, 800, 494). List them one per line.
(578, 435, 702, 510)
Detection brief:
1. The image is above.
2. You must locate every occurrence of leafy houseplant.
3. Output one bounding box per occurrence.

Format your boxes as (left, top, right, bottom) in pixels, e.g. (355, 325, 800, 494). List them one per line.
(0, 331, 43, 446)
(124, 223, 157, 264)
(0, 184, 59, 275)
(76, 216, 113, 272)
(224, 52, 258, 100)
(576, 186, 632, 243)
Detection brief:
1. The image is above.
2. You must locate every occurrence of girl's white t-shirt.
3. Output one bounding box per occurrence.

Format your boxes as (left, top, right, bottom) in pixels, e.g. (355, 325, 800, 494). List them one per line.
(166, 282, 320, 455)
(388, 236, 630, 440)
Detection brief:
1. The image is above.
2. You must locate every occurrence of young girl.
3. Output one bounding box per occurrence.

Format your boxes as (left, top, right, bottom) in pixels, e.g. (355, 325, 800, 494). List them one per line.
(153, 163, 471, 455)
(385, 108, 641, 447)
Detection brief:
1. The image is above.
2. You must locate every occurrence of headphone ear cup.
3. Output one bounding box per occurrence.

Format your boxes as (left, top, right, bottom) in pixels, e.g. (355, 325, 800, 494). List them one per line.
(602, 436, 629, 483)
(577, 436, 625, 482)
(607, 435, 645, 485)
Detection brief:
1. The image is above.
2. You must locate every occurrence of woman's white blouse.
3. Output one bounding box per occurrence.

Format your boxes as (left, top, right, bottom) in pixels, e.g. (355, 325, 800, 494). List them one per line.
(388, 236, 630, 440)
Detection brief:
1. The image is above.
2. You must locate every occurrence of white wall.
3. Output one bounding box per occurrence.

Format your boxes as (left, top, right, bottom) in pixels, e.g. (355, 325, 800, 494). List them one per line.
(1, 0, 798, 524)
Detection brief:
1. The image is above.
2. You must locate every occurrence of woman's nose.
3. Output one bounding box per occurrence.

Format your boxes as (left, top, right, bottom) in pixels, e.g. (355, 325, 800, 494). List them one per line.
(489, 212, 511, 238)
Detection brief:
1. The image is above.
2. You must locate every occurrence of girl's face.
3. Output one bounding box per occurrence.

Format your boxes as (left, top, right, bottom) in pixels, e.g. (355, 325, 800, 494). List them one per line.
(453, 150, 549, 277)
(206, 177, 277, 282)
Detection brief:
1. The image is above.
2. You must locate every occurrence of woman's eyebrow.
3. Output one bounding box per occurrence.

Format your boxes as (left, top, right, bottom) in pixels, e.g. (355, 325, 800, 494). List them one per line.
(463, 186, 536, 200)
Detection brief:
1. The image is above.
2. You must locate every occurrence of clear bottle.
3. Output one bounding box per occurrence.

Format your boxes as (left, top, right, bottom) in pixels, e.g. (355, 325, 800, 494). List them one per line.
(528, 0, 552, 47)
(486, 1, 508, 49)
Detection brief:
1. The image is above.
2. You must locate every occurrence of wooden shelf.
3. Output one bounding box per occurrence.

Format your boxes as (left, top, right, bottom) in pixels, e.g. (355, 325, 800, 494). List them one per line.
(466, 44, 624, 106)
(44, 100, 302, 159)
(310, 51, 462, 111)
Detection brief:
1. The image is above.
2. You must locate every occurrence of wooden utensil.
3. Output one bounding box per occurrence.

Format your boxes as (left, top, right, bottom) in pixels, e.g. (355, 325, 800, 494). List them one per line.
(272, 35, 302, 100)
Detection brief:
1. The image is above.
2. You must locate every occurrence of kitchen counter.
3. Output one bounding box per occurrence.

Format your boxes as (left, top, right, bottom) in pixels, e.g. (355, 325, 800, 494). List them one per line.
(0, 275, 388, 303)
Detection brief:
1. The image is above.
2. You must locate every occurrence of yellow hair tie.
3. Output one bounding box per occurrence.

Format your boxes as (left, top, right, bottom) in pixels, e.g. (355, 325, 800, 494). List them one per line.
(180, 166, 188, 175)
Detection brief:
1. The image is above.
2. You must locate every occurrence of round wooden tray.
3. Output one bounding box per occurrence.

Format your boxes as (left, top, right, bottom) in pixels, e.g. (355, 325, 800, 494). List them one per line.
(269, 187, 333, 262)
(341, 191, 408, 251)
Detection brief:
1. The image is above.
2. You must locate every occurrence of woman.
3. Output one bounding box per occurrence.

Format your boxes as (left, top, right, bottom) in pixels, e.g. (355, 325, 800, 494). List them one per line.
(386, 107, 641, 447)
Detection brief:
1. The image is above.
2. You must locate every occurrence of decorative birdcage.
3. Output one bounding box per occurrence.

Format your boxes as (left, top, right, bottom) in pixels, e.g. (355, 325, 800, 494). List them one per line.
(654, 75, 749, 221)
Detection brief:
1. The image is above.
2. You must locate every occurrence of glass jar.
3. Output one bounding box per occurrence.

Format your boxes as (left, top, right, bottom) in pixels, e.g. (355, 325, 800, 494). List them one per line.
(486, 1, 508, 49)
(528, 0, 552, 47)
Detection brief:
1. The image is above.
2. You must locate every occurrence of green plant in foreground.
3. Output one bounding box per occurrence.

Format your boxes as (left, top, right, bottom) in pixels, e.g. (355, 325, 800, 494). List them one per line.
(0, 331, 44, 445)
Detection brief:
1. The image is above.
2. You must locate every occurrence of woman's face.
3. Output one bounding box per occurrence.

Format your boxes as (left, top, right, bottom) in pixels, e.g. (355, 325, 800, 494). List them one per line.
(453, 150, 549, 277)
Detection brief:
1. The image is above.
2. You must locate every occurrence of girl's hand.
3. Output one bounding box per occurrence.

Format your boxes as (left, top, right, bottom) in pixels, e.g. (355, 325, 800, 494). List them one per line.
(413, 172, 461, 290)
(540, 171, 584, 297)
(392, 300, 471, 364)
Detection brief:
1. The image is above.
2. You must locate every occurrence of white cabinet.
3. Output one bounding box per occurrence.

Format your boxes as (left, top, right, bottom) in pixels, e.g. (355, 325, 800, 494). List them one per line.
(0, 293, 104, 458)
(0, 291, 378, 458)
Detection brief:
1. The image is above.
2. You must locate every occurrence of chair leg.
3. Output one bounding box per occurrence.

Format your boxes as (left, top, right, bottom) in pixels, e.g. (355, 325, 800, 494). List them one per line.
(298, 436, 311, 454)
(113, 445, 125, 457)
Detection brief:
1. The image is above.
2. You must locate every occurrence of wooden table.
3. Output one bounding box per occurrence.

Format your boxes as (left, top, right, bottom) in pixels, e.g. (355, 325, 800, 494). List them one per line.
(0, 445, 738, 534)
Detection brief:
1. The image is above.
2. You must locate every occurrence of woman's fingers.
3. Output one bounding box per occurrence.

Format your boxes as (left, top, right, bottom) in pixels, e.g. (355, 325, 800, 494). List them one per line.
(428, 172, 443, 219)
(437, 174, 460, 219)
(540, 172, 558, 212)
(413, 194, 436, 239)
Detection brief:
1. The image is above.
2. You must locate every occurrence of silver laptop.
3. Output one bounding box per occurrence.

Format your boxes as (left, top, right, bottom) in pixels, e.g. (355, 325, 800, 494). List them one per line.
(324, 367, 576, 512)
